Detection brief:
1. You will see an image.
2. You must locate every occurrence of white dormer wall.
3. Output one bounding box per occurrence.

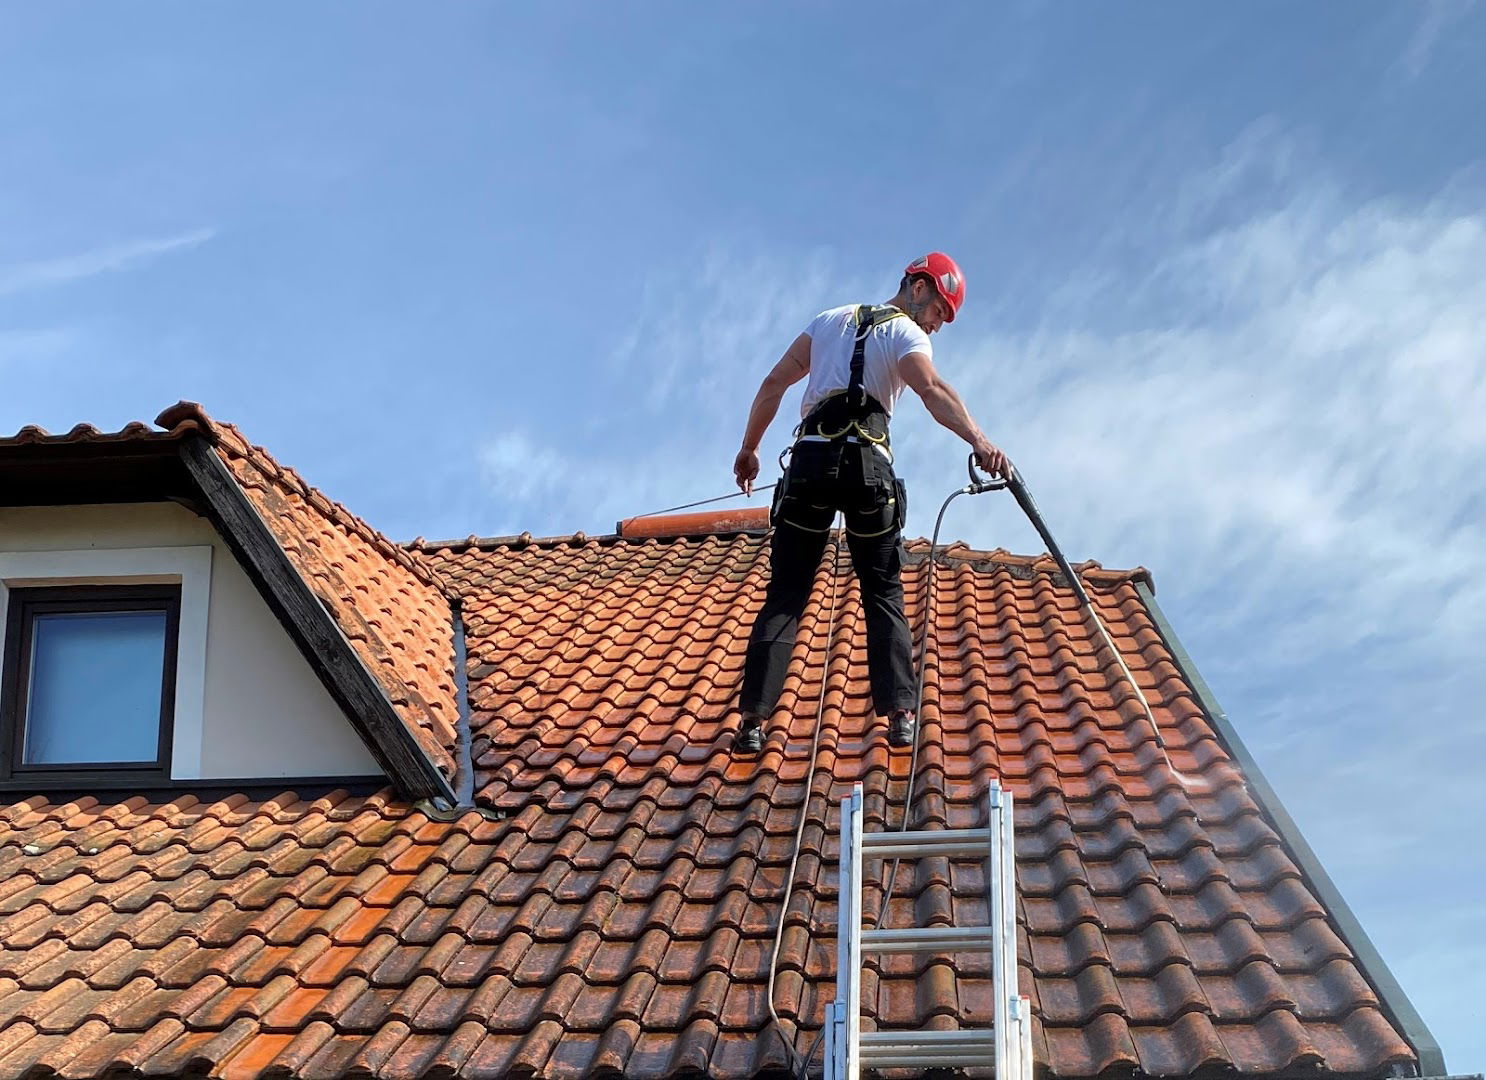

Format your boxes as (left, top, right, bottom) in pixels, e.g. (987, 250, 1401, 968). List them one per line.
(0, 502, 380, 780)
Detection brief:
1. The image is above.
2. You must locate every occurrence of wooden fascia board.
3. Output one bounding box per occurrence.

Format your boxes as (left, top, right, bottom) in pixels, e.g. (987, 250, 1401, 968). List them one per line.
(177, 435, 454, 805)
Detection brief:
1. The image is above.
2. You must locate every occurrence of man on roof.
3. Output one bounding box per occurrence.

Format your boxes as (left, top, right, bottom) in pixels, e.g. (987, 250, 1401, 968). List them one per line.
(732, 253, 1009, 755)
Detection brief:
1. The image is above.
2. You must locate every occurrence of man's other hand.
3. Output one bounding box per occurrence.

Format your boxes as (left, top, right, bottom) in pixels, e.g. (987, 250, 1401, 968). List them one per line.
(972, 439, 1010, 480)
(734, 448, 760, 495)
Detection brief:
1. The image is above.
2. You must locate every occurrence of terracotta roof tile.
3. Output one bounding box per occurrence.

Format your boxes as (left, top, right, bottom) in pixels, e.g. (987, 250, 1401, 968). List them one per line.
(0, 413, 1424, 1077)
(0, 416, 209, 449)
(412, 531, 1411, 1077)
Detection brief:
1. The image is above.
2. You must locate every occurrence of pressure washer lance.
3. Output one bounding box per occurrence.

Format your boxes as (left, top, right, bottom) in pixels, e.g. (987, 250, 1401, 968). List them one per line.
(990, 456, 1205, 792)
(869, 456, 1206, 935)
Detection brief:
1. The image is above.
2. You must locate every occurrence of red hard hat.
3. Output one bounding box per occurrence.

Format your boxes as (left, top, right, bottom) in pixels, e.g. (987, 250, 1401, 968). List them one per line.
(904, 252, 965, 322)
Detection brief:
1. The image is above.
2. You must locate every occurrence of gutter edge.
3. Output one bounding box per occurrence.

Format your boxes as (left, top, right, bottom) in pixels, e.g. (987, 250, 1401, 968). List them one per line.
(1133, 580, 1447, 1077)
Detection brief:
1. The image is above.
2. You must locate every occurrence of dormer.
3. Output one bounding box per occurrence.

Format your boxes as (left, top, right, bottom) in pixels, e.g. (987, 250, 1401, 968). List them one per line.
(0, 404, 458, 803)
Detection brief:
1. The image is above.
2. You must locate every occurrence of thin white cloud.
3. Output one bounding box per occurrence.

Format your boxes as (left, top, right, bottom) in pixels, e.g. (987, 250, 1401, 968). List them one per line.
(477, 422, 760, 538)
(917, 196, 1486, 668)
(1395, 0, 1478, 80)
(479, 431, 572, 505)
(477, 245, 884, 536)
(0, 228, 216, 296)
(610, 245, 874, 413)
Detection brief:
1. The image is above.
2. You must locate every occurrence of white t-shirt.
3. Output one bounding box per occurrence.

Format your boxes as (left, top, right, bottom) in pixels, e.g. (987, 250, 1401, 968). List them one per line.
(798, 305, 932, 419)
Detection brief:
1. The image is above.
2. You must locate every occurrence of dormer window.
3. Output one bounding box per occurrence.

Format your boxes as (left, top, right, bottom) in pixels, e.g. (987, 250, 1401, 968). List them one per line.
(1, 584, 180, 782)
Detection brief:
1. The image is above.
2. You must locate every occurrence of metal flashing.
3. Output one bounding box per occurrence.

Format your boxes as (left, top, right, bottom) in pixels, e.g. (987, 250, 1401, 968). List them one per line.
(450, 598, 475, 808)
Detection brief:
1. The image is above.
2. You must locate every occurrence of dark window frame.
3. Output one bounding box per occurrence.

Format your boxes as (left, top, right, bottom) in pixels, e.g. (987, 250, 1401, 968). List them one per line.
(0, 583, 181, 784)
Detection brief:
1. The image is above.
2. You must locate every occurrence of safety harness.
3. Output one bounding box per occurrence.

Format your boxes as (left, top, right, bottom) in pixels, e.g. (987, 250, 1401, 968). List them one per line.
(793, 304, 907, 456)
(773, 304, 910, 535)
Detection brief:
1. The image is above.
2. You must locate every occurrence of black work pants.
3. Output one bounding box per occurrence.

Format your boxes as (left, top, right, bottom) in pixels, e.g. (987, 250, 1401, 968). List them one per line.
(739, 439, 917, 719)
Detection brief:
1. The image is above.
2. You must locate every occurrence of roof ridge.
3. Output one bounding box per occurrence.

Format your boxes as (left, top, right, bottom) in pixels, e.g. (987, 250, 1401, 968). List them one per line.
(409, 530, 674, 552)
(3, 403, 1144, 590)
(903, 539, 1150, 585)
(409, 530, 1149, 583)
(0, 403, 213, 447)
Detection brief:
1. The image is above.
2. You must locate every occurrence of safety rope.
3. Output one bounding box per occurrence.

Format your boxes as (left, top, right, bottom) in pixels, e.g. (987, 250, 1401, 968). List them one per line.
(629, 484, 775, 520)
(765, 524, 844, 1079)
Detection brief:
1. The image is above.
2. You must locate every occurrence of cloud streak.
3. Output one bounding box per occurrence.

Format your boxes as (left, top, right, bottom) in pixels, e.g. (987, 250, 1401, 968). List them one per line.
(476, 245, 879, 537)
(0, 228, 216, 296)
(1395, 0, 1479, 81)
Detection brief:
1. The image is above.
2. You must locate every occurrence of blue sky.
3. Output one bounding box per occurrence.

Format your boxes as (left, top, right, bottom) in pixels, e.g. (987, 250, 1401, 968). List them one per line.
(3, 1, 1483, 1067)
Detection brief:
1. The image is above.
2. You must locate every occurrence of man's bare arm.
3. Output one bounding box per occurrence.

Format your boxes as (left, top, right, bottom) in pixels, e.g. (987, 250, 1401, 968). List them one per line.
(734, 333, 811, 494)
(899, 351, 1010, 477)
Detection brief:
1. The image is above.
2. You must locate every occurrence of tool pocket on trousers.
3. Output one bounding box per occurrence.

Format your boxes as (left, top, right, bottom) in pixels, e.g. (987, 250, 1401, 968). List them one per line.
(845, 455, 898, 538)
(769, 468, 790, 527)
(848, 447, 880, 506)
(785, 442, 835, 505)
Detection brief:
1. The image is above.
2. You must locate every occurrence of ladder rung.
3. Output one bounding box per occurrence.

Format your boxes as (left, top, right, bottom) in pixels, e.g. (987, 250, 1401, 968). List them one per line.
(860, 1052, 998, 1068)
(861, 1029, 997, 1048)
(860, 1028, 997, 1067)
(861, 924, 995, 953)
(860, 828, 992, 859)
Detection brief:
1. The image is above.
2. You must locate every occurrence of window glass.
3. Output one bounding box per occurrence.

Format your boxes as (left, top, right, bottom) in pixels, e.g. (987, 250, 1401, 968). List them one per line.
(24, 611, 167, 764)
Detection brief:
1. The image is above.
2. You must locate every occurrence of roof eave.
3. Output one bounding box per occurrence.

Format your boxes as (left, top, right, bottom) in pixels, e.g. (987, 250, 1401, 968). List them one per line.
(0, 437, 197, 508)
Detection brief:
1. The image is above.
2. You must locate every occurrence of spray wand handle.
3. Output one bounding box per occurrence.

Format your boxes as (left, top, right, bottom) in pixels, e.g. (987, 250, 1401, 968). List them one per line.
(965, 453, 1010, 495)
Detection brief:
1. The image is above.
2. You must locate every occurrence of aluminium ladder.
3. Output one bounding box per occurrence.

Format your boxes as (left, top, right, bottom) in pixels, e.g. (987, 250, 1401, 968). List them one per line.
(823, 780, 1033, 1079)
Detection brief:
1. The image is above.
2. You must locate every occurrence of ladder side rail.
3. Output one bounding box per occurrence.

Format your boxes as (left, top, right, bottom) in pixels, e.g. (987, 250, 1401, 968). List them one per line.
(845, 783, 865, 1080)
(1020, 995, 1035, 1080)
(832, 785, 854, 1080)
(989, 780, 1010, 1080)
(830, 783, 846, 1080)
(822, 1002, 836, 1080)
(1001, 786, 1023, 1080)
(1008, 996, 1027, 1080)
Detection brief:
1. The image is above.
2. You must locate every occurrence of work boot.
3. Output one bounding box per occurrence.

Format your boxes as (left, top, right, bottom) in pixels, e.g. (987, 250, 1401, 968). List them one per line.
(887, 709, 917, 749)
(734, 713, 764, 755)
